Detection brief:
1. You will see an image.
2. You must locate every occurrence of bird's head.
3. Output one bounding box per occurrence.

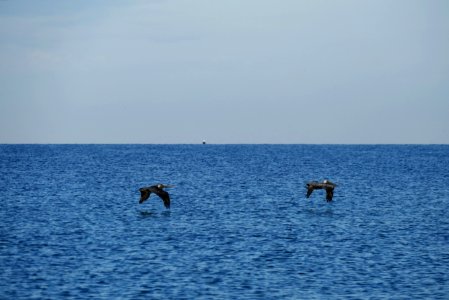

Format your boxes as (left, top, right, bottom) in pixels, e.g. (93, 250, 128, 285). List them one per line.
(323, 179, 337, 186)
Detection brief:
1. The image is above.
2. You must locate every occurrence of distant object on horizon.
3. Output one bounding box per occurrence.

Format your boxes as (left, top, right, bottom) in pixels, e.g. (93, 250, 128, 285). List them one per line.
(306, 179, 337, 202)
(139, 184, 174, 209)
(202, 140, 206, 144)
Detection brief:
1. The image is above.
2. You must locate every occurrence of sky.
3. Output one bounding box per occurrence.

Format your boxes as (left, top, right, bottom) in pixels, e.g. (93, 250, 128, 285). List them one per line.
(0, 0, 448, 144)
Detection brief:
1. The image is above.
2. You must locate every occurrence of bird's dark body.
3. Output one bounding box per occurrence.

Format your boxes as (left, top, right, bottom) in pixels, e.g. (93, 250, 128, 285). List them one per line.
(139, 185, 171, 208)
(306, 181, 336, 202)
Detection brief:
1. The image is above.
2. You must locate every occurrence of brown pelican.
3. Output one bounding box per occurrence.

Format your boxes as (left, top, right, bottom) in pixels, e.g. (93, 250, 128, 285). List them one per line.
(139, 184, 175, 209)
(306, 180, 337, 202)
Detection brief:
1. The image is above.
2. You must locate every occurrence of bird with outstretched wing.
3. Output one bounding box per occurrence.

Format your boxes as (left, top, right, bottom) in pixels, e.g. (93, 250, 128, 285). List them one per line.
(139, 184, 174, 209)
(306, 180, 336, 202)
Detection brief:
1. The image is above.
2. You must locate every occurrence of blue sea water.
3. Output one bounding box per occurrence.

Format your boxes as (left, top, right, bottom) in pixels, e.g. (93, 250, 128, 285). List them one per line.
(1, 144, 449, 299)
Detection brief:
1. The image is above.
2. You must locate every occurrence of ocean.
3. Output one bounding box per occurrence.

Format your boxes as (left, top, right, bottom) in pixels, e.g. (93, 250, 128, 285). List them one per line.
(1, 144, 448, 299)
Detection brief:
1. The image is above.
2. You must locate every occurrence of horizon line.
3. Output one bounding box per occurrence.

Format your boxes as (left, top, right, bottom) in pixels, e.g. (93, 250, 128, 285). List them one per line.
(1, 142, 448, 146)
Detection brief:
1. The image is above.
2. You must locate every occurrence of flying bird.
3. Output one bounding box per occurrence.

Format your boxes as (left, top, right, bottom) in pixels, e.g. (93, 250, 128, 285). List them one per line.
(139, 184, 174, 209)
(306, 180, 337, 202)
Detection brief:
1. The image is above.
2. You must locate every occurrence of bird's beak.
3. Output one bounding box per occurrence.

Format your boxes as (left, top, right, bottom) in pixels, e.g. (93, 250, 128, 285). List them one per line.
(164, 184, 175, 188)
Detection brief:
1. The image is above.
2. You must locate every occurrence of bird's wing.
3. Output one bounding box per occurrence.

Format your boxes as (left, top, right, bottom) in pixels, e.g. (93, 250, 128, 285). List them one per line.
(139, 189, 151, 204)
(325, 187, 334, 202)
(150, 187, 171, 209)
(306, 185, 314, 198)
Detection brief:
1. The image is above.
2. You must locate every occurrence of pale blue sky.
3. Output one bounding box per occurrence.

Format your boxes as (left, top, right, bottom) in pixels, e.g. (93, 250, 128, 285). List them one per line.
(1, 0, 448, 143)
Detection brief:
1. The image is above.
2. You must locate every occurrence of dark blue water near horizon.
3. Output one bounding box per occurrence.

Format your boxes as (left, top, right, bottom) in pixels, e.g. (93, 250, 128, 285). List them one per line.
(1, 144, 449, 299)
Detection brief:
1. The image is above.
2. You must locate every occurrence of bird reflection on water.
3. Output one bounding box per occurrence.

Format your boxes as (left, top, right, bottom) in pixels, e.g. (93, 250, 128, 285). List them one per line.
(302, 206, 335, 217)
(138, 209, 171, 219)
(138, 210, 155, 218)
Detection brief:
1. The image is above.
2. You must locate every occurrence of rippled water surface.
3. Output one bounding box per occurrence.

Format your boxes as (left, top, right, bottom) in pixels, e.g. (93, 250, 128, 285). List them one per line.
(1, 145, 449, 299)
